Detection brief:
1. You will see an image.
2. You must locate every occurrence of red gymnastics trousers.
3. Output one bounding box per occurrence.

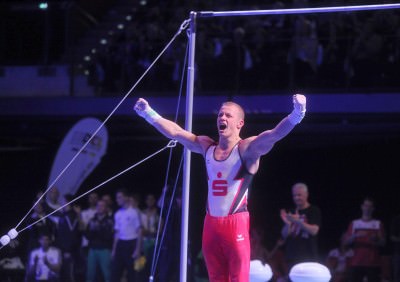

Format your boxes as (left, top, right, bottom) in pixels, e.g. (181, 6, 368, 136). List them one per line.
(202, 211, 250, 282)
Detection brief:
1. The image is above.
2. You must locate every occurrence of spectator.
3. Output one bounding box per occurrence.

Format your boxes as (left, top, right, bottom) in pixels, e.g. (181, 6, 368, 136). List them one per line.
(326, 233, 354, 282)
(219, 26, 255, 95)
(101, 194, 115, 216)
(280, 182, 321, 269)
(26, 201, 57, 253)
(81, 193, 100, 245)
(85, 199, 114, 282)
(55, 194, 84, 282)
(81, 1, 400, 94)
(45, 188, 61, 213)
(111, 188, 143, 282)
(344, 197, 386, 282)
(288, 15, 323, 89)
(26, 233, 62, 282)
(129, 193, 141, 210)
(44, 187, 62, 225)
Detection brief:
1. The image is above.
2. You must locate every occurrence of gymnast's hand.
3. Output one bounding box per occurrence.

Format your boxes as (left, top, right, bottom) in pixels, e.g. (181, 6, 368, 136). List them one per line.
(134, 98, 161, 124)
(134, 98, 150, 117)
(293, 94, 306, 113)
(288, 94, 306, 124)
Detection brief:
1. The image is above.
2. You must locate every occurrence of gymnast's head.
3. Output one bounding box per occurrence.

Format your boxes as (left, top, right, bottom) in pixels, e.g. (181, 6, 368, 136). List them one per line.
(217, 101, 245, 136)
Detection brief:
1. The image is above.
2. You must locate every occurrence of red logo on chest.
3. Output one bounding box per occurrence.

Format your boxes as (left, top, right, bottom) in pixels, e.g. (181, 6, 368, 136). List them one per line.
(212, 172, 228, 196)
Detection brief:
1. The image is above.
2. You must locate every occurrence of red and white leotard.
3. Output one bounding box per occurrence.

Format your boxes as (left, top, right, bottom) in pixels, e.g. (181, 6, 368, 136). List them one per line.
(205, 142, 254, 217)
(203, 142, 254, 281)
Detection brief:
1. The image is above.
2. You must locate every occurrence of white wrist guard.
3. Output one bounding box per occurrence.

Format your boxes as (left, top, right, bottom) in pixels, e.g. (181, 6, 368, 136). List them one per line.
(143, 108, 161, 124)
(288, 109, 306, 125)
(135, 105, 161, 125)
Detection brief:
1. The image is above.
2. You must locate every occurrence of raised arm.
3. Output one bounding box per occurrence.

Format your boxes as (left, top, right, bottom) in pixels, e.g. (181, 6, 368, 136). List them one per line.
(244, 94, 306, 158)
(134, 98, 213, 154)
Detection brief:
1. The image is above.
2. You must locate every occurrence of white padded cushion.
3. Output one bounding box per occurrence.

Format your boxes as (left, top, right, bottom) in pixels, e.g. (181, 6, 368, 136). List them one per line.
(289, 262, 331, 282)
(249, 260, 273, 282)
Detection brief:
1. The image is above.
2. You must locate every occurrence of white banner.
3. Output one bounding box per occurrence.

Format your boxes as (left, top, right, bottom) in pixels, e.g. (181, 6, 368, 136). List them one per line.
(47, 118, 108, 198)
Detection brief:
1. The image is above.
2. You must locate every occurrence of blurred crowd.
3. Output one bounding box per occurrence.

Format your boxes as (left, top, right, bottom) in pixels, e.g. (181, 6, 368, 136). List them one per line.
(0, 187, 182, 282)
(83, 0, 400, 95)
(1, 182, 400, 282)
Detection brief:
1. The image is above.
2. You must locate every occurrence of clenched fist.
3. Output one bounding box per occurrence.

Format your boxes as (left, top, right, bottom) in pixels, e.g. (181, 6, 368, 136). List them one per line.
(133, 98, 161, 124)
(288, 94, 306, 124)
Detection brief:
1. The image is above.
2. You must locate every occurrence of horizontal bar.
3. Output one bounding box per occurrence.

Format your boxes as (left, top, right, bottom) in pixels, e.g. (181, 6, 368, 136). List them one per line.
(197, 3, 400, 18)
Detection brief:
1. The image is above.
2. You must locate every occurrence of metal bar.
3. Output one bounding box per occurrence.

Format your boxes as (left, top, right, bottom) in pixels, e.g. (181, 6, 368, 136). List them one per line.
(198, 3, 400, 17)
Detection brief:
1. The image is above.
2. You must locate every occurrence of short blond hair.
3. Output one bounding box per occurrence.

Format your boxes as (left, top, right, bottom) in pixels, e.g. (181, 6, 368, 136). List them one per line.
(221, 101, 245, 120)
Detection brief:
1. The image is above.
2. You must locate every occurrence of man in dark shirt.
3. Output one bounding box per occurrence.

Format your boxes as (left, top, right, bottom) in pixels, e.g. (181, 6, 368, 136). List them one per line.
(85, 199, 114, 282)
(280, 182, 321, 269)
(56, 194, 83, 282)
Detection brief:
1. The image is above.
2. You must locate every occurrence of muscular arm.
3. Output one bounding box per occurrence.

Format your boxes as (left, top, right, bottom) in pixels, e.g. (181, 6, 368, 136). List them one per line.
(245, 116, 297, 157)
(152, 117, 212, 154)
(134, 98, 213, 154)
(243, 94, 306, 160)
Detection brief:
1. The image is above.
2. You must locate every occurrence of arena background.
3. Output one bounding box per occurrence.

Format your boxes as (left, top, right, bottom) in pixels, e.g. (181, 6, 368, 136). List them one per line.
(1, 0, 400, 273)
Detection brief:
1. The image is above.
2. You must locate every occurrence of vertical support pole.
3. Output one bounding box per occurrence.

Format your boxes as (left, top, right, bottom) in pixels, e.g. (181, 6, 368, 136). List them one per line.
(180, 11, 196, 282)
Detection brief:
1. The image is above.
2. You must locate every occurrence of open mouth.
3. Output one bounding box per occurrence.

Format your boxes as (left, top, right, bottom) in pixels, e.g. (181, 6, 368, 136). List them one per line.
(219, 124, 227, 130)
